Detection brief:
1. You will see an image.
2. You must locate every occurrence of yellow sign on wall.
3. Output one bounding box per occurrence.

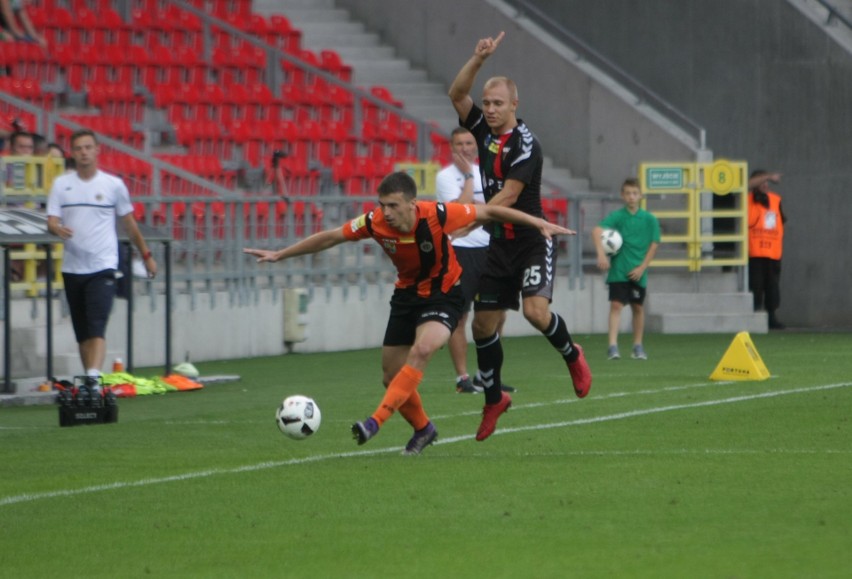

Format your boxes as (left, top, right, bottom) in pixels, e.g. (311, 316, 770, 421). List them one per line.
(394, 162, 439, 197)
(2, 155, 65, 198)
(705, 159, 740, 195)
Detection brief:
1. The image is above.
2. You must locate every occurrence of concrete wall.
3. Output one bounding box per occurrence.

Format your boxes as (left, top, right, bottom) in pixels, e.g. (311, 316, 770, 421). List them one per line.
(331, 0, 852, 328)
(3, 273, 619, 378)
(521, 0, 852, 327)
(334, 0, 700, 193)
(4, 269, 749, 380)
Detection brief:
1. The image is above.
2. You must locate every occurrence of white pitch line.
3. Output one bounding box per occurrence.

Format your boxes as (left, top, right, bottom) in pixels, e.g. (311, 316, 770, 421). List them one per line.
(1, 381, 849, 508)
(440, 381, 851, 442)
(505, 448, 852, 457)
(430, 379, 732, 419)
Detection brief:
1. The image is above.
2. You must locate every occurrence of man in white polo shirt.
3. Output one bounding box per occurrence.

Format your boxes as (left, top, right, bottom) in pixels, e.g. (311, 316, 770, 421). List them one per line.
(47, 129, 157, 405)
(435, 127, 513, 395)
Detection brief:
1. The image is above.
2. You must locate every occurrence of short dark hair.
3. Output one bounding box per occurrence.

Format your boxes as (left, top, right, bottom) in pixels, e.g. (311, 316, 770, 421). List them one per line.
(450, 127, 473, 139)
(750, 169, 767, 179)
(377, 171, 417, 200)
(70, 129, 97, 146)
(622, 177, 640, 190)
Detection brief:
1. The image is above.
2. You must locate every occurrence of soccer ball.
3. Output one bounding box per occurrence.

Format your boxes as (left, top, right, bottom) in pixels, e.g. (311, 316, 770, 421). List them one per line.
(600, 229, 623, 256)
(276, 395, 322, 440)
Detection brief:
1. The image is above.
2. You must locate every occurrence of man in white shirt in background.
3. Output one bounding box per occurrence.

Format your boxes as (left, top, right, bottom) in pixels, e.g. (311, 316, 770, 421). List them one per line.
(47, 129, 157, 405)
(435, 127, 514, 394)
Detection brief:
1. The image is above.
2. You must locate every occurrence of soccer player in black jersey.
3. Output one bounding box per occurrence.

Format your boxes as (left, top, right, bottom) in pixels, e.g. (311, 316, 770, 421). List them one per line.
(448, 31, 592, 441)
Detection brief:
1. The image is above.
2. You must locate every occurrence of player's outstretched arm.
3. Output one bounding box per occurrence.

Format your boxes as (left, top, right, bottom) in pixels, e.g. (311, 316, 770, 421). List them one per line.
(448, 31, 505, 121)
(475, 204, 574, 240)
(244, 228, 348, 263)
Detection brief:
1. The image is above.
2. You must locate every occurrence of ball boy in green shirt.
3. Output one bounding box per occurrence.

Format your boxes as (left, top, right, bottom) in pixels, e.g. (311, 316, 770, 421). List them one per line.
(593, 178, 661, 360)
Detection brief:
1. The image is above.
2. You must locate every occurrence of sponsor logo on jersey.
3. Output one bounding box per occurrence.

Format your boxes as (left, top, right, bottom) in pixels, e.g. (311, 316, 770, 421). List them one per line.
(351, 214, 367, 232)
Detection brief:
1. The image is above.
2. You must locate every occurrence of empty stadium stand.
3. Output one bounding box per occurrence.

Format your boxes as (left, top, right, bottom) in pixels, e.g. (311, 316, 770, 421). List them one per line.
(1, 0, 435, 205)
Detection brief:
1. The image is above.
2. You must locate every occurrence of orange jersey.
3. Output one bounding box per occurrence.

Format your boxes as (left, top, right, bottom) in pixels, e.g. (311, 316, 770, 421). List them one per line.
(342, 201, 477, 297)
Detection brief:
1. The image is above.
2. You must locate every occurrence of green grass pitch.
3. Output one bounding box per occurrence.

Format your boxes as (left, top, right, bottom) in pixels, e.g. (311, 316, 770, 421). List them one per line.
(1, 332, 850, 578)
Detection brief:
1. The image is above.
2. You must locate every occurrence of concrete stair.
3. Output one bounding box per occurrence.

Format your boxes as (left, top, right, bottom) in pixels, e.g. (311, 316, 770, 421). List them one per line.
(256, 0, 451, 122)
(253, 0, 594, 193)
(646, 291, 768, 334)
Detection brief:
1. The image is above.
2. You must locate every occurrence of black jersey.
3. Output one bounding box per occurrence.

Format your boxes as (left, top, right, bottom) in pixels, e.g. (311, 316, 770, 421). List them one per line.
(462, 104, 544, 239)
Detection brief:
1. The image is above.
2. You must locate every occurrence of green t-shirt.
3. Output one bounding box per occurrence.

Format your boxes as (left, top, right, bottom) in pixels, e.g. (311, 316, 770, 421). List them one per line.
(600, 206, 661, 287)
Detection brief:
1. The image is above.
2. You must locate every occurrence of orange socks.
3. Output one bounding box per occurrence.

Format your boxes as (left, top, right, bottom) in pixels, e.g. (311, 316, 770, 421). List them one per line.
(371, 364, 424, 427)
(398, 390, 430, 432)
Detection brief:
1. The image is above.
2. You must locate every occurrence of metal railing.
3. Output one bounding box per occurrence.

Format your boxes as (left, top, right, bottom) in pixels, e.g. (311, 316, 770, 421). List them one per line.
(1, 190, 601, 304)
(1, 125, 607, 309)
(814, 0, 852, 28)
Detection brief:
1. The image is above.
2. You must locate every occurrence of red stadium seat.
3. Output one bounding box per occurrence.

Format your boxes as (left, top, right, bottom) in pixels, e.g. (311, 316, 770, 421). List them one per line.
(430, 128, 452, 165)
(132, 202, 147, 223)
(363, 85, 403, 125)
(541, 197, 570, 227)
(86, 82, 145, 122)
(320, 50, 353, 83)
(268, 14, 302, 53)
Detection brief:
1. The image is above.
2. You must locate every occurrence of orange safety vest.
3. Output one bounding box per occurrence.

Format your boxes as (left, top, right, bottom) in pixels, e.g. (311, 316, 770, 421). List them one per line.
(748, 191, 784, 260)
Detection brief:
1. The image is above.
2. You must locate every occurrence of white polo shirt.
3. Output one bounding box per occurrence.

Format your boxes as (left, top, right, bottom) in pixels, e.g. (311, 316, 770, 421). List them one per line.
(47, 170, 134, 274)
(435, 163, 491, 249)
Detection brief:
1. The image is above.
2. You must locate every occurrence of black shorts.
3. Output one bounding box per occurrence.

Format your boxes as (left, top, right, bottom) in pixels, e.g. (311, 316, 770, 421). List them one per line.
(608, 281, 646, 305)
(454, 245, 489, 312)
(383, 285, 465, 347)
(62, 270, 117, 343)
(474, 235, 555, 311)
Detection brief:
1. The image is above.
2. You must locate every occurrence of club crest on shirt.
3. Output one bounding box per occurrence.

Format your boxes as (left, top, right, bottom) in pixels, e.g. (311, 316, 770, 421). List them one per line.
(96, 193, 104, 202)
(382, 239, 397, 253)
(419, 241, 433, 253)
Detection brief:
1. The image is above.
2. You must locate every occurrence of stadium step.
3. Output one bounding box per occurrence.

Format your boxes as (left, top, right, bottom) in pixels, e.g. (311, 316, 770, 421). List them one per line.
(255, 0, 604, 197)
(646, 312, 769, 334)
(255, 0, 458, 155)
(646, 292, 769, 334)
(332, 45, 397, 60)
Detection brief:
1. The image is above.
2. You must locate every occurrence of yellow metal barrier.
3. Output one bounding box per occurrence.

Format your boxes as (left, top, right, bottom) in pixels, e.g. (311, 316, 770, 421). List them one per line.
(640, 160, 748, 272)
(2, 155, 65, 197)
(394, 162, 440, 197)
(2, 155, 66, 296)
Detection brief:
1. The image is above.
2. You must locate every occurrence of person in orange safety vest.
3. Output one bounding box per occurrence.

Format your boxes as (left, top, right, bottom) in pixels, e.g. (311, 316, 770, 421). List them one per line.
(747, 170, 787, 329)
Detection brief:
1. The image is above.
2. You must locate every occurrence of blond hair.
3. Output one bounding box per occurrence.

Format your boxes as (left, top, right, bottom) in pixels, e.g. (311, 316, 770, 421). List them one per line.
(483, 76, 518, 101)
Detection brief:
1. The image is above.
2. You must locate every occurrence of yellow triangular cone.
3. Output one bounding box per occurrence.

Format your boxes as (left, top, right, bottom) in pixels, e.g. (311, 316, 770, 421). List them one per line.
(709, 331, 771, 381)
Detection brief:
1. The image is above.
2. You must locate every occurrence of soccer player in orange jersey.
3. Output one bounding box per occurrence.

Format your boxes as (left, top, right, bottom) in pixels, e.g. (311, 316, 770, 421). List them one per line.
(244, 172, 573, 455)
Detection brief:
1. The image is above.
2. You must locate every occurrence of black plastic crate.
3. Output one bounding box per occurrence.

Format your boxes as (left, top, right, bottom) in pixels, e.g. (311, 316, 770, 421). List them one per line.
(56, 376, 119, 427)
